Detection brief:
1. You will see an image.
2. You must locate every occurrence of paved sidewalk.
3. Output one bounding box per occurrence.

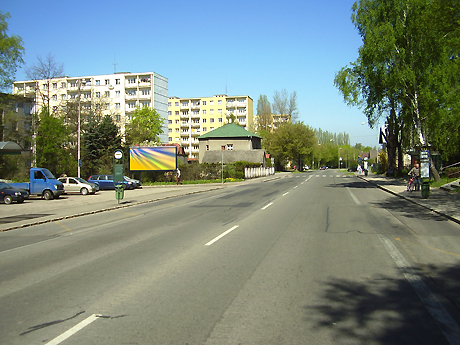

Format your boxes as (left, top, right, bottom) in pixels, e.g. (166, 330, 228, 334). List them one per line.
(0, 173, 287, 232)
(357, 173, 460, 224)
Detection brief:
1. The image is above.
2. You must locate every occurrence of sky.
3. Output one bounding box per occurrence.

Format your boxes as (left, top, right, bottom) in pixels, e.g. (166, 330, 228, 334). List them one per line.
(3, 0, 380, 148)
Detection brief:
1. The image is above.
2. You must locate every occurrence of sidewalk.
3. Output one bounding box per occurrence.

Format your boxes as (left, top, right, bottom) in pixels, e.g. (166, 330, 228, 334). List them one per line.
(357, 173, 460, 224)
(0, 173, 287, 232)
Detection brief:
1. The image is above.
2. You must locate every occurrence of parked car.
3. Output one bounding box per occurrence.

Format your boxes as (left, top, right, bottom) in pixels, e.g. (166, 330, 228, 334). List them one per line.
(124, 176, 141, 188)
(347, 165, 358, 172)
(58, 177, 99, 195)
(87, 175, 134, 190)
(0, 181, 29, 204)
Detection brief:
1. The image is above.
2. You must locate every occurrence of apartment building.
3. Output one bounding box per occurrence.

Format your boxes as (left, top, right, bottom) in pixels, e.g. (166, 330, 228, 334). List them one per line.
(167, 94, 253, 159)
(12, 72, 169, 142)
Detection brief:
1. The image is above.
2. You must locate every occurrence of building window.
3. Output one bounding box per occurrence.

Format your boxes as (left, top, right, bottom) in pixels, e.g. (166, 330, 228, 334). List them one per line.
(105, 91, 110, 97)
(175, 128, 179, 133)
(218, 109, 222, 114)
(202, 127, 207, 132)
(115, 103, 121, 109)
(202, 110, 206, 115)
(96, 92, 100, 98)
(96, 80, 100, 85)
(218, 100, 222, 105)
(210, 118, 214, 123)
(105, 79, 110, 85)
(142, 101, 150, 107)
(168, 128, 172, 133)
(168, 111, 172, 116)
(105, 103, 110, 110)
(210, 100, 214, 105)
(168, 102, 172, 107)
(206, 145, 209, 151)
(218, 118, 223, 123)
(115, 115, 121, 122)
(61, 82, 66, 88)
(52, 83, 57, 89)
(115, 79, 120, 85)
(52, 94, 57, 101)
(202, 101, 206, 105)
(115, 91, 120, 98)
(128, 78, 136, 84)
(175, 102, 179, 106)
(182, 102, 188, 107)
(169, 137, 172, 142)
(84, 93, 91, 98)
(175, 111, 179, 115)
(128, 102, 136, 109)
(61, 94, 66, 100)
(202, 118, 206, 123)
(210, 127, 214, 130)
(210, 109, 214, 114)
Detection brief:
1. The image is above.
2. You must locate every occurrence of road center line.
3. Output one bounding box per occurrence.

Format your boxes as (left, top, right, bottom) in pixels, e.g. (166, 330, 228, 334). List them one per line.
(261, 203, 273, 210)
(282, 192, 289, 196)
(205, 225, 239, 246)
(378, 234, 460, 345)
(45, 314, 99, 345)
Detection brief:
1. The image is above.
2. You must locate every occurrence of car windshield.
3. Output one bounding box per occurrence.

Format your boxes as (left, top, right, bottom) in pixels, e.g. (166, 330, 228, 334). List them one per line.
(0, 182, 12, 189)
(75, 177, 88, 183)
(42, 169, 56, 179)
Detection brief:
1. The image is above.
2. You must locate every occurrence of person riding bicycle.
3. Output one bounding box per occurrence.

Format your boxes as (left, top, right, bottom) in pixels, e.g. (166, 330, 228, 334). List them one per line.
(408, 163, 421, 191)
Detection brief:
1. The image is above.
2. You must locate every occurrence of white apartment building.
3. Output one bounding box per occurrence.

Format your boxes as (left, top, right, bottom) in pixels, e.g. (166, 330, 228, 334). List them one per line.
(12, 72, 169, 142)
(168, 94, 254, 159)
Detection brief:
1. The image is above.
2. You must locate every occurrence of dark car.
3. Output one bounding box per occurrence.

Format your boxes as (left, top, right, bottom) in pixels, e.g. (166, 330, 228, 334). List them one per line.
(124, 176, 141, 188)
(347, 165, 358, 172)
(0, 181, 29, 204)
(87, 175, 134, 190)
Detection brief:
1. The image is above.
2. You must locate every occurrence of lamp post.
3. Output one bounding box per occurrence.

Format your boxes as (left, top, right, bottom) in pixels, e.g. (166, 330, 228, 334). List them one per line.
(77, 79, 85, 178)
(338, 147, 342, 169)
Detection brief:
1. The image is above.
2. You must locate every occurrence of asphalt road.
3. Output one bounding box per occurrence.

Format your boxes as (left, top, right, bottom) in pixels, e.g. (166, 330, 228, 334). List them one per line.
(1, 171, 460, 344)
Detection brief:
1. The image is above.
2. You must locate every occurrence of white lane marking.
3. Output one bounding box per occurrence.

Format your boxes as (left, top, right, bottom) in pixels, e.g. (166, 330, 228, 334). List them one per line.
(282, 192, 289, 196)
(45, 314, 99, 345)
(261, 203, 273, 210)
(378, 234, 460, 345)
(205, 226, 239, 246)
(346, 187, 361, 205)
(293, 186, 298, 189)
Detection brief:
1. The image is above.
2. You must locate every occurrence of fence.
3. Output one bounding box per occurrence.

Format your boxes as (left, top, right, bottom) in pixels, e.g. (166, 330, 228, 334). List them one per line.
(244, 167, 275, 179)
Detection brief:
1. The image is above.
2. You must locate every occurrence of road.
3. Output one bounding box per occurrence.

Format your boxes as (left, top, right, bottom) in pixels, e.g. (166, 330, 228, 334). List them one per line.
(1, 170, 460, 344)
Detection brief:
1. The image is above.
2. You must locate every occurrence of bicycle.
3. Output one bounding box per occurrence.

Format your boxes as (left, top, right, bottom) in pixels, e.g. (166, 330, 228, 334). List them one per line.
(407, 174, 420, 192)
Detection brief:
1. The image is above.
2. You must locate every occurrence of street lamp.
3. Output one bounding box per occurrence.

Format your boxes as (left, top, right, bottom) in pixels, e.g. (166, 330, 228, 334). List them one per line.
(338, 147, 342, 169)
(77, 79, 86, 178)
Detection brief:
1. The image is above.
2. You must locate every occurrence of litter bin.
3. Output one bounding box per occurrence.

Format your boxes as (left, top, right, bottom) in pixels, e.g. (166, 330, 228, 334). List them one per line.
(115, 184, 124, 203)
(421, 181, 430, 199)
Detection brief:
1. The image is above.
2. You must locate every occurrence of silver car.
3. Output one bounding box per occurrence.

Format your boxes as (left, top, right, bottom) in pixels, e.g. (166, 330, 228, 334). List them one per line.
(58, 177, 99, 195)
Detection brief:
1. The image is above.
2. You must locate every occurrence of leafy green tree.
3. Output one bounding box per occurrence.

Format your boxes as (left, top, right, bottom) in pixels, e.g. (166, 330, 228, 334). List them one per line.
(82, 115, 121, 176)
(266, 122, 316, 170)
(0, 12, 24, 91)
(335, 0, 460, 177)
(125, 106, 163, 146)
(35, 107, 74, 176)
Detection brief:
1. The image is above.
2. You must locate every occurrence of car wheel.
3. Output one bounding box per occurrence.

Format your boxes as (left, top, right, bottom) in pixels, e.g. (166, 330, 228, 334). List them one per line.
(3, 195, 13, 204)
(80, 187, 89, 195)
(17, 197, 24, 203)
(43, 190, 54, 200)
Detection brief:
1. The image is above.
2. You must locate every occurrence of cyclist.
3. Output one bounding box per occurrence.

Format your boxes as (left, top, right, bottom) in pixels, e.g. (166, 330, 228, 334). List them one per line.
(408, 163, 420, 191)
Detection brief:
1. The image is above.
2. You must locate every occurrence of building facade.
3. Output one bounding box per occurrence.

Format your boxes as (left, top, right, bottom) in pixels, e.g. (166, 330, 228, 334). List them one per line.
(167, 94, 253, 159)
(12, 72, 169, 142)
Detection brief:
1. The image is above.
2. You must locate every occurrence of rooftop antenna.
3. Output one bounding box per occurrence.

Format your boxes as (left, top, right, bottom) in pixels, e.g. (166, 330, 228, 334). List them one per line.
(113, 56, 118, 74)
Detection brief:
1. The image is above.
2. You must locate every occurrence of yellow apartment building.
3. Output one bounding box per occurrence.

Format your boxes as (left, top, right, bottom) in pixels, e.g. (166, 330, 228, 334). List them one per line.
(168, 94, 253, 159)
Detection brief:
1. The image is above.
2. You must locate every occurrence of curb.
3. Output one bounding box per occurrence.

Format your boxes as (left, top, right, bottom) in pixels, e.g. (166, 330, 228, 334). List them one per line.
(357, 175, 460, 226)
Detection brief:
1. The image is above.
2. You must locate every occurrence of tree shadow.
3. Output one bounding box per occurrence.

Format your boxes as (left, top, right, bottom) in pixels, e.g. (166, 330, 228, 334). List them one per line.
(305, 264, 460, 344)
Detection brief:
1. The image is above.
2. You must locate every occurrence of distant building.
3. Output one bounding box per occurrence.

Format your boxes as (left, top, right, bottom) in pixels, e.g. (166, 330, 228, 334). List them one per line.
(198, 123, 265, 165)
(168, 95, 254, 160)
(254, 113, 291, 132)
(12, 72, 168, 142)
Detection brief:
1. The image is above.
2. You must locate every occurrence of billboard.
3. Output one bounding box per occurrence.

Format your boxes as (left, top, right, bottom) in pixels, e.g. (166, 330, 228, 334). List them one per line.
(129, 146, 177, 171)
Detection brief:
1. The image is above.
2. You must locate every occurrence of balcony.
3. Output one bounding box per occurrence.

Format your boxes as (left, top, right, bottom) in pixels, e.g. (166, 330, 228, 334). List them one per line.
(180, 104, 190, 110)
(191, 122, 200, 127)
(180, 113, 189, 119)
(180, 122, 189, 128)
(190, 112, 200, 118)
(191, 129, 201, 136)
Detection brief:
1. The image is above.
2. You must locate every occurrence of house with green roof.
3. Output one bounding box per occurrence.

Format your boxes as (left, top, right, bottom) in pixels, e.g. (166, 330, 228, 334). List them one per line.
(198, 123, 266, 165)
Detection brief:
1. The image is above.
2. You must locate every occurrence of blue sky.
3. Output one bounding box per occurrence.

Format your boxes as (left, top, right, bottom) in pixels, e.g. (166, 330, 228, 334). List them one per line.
(3, 0, 379, 147)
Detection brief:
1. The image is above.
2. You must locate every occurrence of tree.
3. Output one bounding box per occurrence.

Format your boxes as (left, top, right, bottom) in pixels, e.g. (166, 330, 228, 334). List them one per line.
(125, 106, 164, 146)
(265, 122, 316, 170)
(35, 107, 74, 176)
(335, 0, 460, 178)
(25, 53, 64, 110)
(256, 95, 272, 134)
(0, 12, 24, 92)
(82, 114, 121, 177)
(273, 89, 298, 122)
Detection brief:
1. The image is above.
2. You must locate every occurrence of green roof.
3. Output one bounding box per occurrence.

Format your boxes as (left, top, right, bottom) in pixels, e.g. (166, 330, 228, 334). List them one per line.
(198, 123, 261, 139)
